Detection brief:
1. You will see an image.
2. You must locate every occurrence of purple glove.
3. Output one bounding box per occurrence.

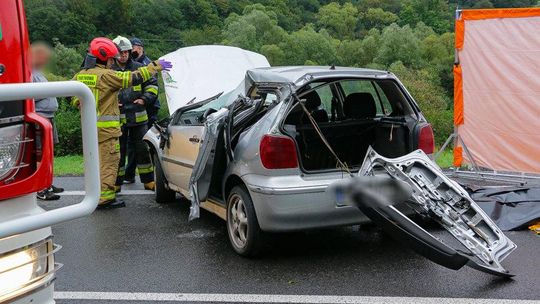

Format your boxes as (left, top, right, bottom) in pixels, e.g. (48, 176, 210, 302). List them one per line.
(158, 59, 173, 71)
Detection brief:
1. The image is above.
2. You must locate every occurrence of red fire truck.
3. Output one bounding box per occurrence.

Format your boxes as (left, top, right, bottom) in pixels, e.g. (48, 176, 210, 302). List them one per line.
(0, 1, 99, 302)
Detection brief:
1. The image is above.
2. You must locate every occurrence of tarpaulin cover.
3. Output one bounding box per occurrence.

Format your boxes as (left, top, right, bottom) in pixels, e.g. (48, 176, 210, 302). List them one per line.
(160, 45, 270, 114)
(467, 186, 540, 231)
(454, 8, 540, 173)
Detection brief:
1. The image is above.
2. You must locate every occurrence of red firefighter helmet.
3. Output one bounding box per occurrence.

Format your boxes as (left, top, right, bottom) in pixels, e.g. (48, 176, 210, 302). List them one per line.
(89, 37, 120, 61)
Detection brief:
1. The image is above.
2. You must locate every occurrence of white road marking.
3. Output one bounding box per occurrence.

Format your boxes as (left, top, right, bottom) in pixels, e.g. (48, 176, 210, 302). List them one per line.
(54, 292, 539, 303)
(59, 190, 153, 196)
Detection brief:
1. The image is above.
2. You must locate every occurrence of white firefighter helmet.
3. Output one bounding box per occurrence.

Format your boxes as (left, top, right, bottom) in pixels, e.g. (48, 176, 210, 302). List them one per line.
(112, 35, 132, 52)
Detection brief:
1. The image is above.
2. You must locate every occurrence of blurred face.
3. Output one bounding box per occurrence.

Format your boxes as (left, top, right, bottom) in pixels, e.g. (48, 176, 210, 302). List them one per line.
(31, 44, 52, 71)
(132, 45, 144, 58)
(118, 50, 130, 64)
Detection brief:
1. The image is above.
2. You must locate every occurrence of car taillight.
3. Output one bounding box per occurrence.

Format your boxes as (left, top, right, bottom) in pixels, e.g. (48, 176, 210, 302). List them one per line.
(0, 124, 30, 182)
(418, 123, 435, 154)
(259, 134, 298, 169)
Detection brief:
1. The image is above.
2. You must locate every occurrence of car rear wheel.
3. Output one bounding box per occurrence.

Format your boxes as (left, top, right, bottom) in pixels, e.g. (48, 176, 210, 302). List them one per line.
(226, 185, 263, 257)
(153, 153, 176, 204)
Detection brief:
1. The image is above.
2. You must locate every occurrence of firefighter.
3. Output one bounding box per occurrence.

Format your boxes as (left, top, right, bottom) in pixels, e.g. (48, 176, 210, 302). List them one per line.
(123, 37, 159, 184)
(73, 37, 172, 209)
(111, 36, 157, 191)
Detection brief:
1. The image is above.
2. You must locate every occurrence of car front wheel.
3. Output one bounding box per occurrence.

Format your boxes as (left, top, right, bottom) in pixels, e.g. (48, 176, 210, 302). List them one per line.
(153, 153, 176, 203)
(226, 185, 263, 257)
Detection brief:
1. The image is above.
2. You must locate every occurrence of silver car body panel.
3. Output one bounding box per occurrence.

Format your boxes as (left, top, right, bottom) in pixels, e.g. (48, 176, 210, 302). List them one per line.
(358, 147, 517, 276)
(188, 108, 229, 220)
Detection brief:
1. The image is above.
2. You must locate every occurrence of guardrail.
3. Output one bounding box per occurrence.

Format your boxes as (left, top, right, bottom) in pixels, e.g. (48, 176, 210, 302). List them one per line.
(0, 81, 99, 238)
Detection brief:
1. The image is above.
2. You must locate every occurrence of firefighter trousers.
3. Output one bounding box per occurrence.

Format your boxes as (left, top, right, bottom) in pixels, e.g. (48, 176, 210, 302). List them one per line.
(99, 137, 120, 204)
(116, 124, 154, 185)
(124, 118, 157, 180)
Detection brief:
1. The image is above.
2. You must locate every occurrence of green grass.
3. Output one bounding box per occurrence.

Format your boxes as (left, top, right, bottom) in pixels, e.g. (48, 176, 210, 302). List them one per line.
(435, 148, 453, 169)
(54, 155, 84, 176)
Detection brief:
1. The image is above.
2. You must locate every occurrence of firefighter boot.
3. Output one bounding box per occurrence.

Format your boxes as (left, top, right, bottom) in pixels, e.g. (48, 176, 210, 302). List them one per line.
(97, 199, 126, 210)
(144, 181, 155, 191)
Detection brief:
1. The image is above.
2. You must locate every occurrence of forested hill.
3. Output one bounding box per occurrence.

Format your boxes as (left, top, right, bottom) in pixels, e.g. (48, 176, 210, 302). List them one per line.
(25, 0, 539, 145)
(26, 0, 537, 59)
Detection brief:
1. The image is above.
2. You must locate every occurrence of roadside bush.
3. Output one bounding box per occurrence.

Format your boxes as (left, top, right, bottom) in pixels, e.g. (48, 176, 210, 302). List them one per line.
(48, 40, 83, 79)
(54, 101, 82, 156)
(428, 109, 453, 146)
(41, 72, 82, 156)
(388, 61, 452, 145)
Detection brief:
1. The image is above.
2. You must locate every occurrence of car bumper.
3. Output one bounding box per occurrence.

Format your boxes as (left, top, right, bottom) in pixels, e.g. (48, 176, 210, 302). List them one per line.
(243, 174, 369, 232)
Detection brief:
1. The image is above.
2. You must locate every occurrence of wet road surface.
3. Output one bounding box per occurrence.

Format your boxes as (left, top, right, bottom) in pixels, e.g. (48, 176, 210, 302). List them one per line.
(46, 177, 540, 303)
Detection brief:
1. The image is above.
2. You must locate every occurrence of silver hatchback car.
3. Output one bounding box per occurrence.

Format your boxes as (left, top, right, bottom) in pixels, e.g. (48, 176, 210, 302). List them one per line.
(145, 66, 433, 256)
(145, 47, 517, 277)
(145, 60, 438, 256)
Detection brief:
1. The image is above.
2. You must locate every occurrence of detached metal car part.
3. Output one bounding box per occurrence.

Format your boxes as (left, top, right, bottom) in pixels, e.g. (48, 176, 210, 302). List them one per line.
(333, 147, 516, 277)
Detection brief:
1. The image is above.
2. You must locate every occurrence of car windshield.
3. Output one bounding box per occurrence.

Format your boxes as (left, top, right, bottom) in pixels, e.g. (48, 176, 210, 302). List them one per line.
(182, 81, 246, 116)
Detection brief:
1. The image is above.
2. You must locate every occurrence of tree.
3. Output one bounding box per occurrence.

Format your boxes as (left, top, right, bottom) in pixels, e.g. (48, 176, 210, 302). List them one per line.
(358, 0, 402, 14)
(399, 0, 452, 34)
(374, 24, 422, 68)
(316, 2, 359, 39)
(280, 25, 337, 65)
(470, 0, 495, 8)
(180, 26, 223, 46)
(48, 40, 83, 78)
(455, 0, 537, 8)
(336, 39, 367, 67)
(414, 22, 436, 40)
(26, 5, 97, 45)
(260, 44, 286, 65)
(420, 32, 455, 97)
(223, 16, 258, 50)
(389, 61, 452, 144)
(222, 4, 287, 52)
(360, 8, 399, 30)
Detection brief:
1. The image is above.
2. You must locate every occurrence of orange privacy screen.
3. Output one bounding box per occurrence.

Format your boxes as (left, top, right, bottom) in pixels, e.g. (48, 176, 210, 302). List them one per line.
(454, 8, 540, 174)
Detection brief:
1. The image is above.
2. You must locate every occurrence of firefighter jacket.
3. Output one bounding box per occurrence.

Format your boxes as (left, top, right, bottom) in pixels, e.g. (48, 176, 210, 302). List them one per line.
(73, 61, 163, 142)
(134, 53, 161, 124)
(112, 59, 158, 127)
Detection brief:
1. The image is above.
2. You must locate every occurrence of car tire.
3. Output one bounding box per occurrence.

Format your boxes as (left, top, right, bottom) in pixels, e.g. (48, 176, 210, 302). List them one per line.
(226, 185, 263, 257)
(153, 153, 176, 204)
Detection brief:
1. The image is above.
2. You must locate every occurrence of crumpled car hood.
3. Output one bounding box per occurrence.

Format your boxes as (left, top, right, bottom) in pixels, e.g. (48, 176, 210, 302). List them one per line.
(159, 45, 269, 114)
(331, 147, 517, 277)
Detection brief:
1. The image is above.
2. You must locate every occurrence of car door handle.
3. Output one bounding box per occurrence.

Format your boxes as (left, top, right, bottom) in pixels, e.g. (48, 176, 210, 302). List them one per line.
(189, 136, 200, 143)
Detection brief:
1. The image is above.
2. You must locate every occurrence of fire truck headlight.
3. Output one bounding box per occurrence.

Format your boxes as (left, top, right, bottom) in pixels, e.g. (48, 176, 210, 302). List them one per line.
(0, 241, 50, 296)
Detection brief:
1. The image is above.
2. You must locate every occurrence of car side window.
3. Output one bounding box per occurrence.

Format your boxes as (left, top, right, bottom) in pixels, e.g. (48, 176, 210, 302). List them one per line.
(373, 82, 392, 115)
(314, 85, 333, 118)
(340, 80, 385, 116)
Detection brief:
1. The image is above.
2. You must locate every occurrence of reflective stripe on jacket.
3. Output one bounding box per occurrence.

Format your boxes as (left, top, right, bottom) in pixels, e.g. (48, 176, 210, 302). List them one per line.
(112, 59, 159, 127)
(73, 61, 162, 142)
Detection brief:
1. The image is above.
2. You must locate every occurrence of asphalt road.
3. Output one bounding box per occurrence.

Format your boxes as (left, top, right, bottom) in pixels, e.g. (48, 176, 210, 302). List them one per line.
(45, 177, 539, 303)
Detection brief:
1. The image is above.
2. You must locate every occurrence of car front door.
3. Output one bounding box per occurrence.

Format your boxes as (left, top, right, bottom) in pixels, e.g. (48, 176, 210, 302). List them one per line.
(162, 112, 205, 196)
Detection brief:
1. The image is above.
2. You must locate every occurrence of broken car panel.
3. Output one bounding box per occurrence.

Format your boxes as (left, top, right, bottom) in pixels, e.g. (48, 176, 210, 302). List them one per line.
(330, 147, 516, 276)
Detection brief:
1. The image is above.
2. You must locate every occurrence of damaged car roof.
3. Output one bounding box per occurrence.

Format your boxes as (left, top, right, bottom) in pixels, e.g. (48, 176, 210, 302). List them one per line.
(247, 66, 392, 85)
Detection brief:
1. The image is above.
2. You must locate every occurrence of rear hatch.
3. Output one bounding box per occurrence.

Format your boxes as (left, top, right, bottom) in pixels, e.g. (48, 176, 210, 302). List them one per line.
(330, 147, 516, 277)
